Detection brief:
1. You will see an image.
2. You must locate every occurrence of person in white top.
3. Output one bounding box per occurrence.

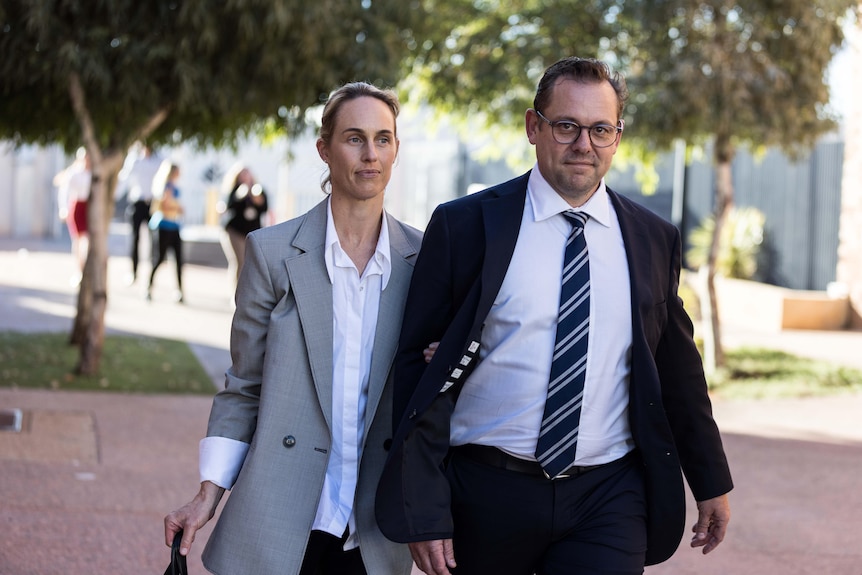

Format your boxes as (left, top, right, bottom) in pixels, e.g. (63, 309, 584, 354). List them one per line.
(53, 148, 91, 281)
(163, 82, 421, 575)
(119, 144, 162, 283)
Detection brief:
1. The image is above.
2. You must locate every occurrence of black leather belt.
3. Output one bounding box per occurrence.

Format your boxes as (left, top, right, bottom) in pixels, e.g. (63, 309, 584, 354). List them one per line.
(454, 444, 630, 480)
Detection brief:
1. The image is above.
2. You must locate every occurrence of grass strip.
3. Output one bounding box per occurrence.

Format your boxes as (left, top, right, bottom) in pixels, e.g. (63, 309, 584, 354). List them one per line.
(0, 331, 214, 394)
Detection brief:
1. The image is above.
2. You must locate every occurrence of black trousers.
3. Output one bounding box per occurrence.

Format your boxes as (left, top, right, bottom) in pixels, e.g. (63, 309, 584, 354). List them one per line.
(128, 200, 150, 276)
(298, 530, 367, 575)
(447, 448, 647, 575)
(149, 228, 183, 290)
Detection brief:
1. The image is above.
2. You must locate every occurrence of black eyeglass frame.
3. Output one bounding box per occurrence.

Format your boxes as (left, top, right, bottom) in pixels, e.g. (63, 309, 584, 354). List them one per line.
(532, 109, 624, 148)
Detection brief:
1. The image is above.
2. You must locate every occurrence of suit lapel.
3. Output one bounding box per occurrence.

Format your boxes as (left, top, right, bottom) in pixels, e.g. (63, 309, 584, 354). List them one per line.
(285, 200, 334, 430)
(476, 182, 527, 324)
(431, 175, 528, 399)
(609, 189, 653, 338)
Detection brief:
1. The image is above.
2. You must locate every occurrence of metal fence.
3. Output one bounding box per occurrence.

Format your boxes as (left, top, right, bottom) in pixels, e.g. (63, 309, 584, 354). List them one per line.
(609, 138, 845, 291)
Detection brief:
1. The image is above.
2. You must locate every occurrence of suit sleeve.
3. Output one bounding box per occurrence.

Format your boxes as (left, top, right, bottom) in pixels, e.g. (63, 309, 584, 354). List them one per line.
(377, 204, 479, 542)
(206, 232, 275, 443)
(392, 205, 458, 427)
(654, 229, 733, 501)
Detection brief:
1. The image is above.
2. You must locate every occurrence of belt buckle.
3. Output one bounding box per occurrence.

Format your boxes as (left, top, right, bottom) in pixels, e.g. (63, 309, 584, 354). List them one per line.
(543, 469, 572, 480)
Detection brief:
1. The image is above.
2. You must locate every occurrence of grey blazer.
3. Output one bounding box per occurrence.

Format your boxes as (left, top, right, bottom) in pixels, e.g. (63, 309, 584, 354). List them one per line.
(202, 198, 420, 575)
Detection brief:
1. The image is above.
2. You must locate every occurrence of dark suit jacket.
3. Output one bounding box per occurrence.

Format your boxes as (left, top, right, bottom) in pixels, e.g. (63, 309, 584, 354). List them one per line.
(375, 172, 733, 566)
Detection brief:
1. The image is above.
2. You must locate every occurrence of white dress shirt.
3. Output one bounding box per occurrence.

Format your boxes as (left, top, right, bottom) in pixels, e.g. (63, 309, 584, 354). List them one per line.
(199, 197, 391, 550)
(450, 166, 635, 466)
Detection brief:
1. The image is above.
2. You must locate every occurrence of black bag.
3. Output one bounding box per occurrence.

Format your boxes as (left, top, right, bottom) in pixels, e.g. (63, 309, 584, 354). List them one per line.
(164, 531, 188, 575)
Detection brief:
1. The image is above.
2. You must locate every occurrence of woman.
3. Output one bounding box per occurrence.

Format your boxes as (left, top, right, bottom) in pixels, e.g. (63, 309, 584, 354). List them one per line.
(54, 148, 91, 281)
(147, 162, 184, 303)
(164, 82, 420, 575)
(220, 163, 269, 283)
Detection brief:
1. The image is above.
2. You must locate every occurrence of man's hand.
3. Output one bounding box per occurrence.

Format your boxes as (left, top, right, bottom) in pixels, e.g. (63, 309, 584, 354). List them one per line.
(164, 481, 225, 556)
(690, 493, 731, 555)
(409, 539, 456, 575)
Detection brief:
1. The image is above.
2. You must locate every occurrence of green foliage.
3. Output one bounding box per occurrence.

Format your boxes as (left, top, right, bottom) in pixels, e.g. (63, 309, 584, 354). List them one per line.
(0, 332, 213, 394)
(708, 347, 862, 399)
(622, 0, 855, 158)
(397, 0, 637, 167)
(686, 206, 766, 279)
(0, 0, 425, 152)
(399, 0, 856, 172)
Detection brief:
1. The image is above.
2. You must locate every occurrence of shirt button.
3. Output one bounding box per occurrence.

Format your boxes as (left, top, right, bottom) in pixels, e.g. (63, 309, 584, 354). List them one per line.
(283, 435, 296, 448)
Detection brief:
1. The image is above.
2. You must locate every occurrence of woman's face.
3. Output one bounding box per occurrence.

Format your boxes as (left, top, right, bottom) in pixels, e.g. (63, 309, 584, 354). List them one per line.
(316, 96, 399, 203)
(237, 168, 253, 186)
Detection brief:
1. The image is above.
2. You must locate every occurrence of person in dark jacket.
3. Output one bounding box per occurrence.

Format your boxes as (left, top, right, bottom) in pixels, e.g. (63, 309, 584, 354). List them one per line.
(220, 163, 269, 283)
(376, 56, 733, 575)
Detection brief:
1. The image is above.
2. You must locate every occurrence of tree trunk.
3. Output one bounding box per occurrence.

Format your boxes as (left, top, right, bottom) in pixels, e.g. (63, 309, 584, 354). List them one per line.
(65, 72, 169, 374)
(74, 158, 121, 375)
(701, 141, 735, 374)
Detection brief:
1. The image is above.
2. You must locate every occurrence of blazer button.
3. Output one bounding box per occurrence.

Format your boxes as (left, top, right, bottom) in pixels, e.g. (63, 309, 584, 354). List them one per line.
(283, 435, 296, 448)
(383, 439, 392, 451)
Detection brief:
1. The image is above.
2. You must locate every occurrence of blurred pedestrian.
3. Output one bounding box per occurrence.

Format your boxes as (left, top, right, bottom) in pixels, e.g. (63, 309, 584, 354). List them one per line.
(147, 161, 184, 303)
(53, 147, 91, 284)
(219, 162, 269, 285)
(120, 144, 162, 284)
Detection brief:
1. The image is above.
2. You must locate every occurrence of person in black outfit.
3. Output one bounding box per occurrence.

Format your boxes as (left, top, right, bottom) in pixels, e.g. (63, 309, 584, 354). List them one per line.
(147, 162, 185, 303)
(220, 164, 269, 283)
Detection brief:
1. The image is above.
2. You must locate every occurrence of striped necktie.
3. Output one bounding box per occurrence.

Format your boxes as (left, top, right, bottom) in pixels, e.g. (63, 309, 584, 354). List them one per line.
(535, 211, 590, 478)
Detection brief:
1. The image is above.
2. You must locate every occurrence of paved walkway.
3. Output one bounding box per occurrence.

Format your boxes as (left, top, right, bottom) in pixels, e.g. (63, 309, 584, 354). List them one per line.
(1, 230, 862, 574)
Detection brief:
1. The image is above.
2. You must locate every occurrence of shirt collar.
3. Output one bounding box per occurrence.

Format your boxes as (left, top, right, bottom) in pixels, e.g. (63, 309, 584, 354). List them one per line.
(324, 196, 392, 289)
(527, 163, 612, 228)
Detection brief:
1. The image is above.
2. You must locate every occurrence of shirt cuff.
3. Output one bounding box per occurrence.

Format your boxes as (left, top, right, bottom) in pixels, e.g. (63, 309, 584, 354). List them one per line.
(199, 436, 250, 489)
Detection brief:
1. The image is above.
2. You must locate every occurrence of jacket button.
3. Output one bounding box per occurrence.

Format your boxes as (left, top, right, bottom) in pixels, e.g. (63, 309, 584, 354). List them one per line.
(283, 435, 296, 448)
(383, 439, 392, 451)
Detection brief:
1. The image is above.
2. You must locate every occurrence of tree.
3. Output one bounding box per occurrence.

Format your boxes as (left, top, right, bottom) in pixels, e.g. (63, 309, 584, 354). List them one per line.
(624, 0, 855, 372)
(0, 0, 424, 374)
(403, 0, 855, 372)
(398, 0, 638, 167)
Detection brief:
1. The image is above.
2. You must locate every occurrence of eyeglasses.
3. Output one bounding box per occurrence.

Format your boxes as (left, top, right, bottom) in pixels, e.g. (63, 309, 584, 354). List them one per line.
(533, 109, 623, 148)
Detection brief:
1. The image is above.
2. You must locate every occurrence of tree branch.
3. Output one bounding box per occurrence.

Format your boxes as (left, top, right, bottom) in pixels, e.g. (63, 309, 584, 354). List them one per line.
(131, 106, 173, 145)
(67, 72, 102, 164)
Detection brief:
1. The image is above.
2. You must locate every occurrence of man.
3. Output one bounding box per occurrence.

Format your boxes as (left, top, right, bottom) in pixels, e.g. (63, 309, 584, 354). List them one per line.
(376, 57, 733, 575)
(120, 145, 161, 283)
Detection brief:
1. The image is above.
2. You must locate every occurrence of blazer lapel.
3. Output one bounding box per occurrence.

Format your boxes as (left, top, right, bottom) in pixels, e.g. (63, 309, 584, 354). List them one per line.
(364, 214, 417, 437)
(285, 200, 334, 430)
(475, 179, 528, 325)
(431, 175, 528, 399)
(609, 189, 653, 337)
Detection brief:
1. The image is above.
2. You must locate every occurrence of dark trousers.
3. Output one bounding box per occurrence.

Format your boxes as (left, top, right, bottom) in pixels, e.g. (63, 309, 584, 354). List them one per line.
(298, 530, 367, 575)
(129, 200, 150, 276)
(149, 228, 183, 290)
(448, 449, 647, 575)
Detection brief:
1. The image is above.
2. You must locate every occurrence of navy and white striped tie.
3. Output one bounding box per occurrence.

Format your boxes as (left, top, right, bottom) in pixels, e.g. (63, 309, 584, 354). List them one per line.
(535, 211, 590, 479)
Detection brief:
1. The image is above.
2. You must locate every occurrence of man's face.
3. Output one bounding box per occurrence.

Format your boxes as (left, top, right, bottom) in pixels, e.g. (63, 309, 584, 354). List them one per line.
(526, 78, 621, 207)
